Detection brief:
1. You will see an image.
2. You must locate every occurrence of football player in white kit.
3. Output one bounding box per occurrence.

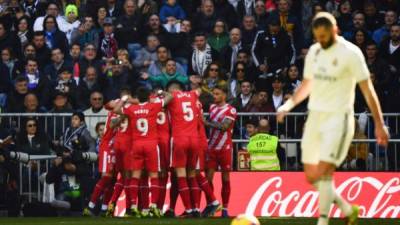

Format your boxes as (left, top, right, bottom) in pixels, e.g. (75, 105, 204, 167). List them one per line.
(277, 12, 389, 225)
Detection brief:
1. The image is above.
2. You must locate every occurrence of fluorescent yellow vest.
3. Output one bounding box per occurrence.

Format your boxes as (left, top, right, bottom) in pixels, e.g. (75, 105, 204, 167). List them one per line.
(247, 133, 280, 171)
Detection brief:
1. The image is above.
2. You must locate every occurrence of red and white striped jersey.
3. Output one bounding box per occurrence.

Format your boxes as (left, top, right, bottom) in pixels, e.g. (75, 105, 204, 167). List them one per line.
(208, 103, 237, 150)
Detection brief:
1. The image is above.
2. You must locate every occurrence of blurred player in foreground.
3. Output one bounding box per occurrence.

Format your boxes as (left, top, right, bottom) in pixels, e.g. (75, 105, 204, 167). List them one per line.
(277, 12, 389, 225)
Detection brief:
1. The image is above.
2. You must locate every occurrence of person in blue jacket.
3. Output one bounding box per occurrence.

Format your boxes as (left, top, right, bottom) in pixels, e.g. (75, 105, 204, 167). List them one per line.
(159, 0, 186, 24)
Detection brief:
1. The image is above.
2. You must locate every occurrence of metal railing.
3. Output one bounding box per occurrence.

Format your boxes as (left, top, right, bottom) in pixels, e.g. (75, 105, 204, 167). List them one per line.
(1, 112, 400, 203)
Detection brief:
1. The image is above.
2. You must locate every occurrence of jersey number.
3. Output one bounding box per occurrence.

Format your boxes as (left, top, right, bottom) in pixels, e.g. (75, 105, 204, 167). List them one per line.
(119, 119, 129, 132)
(136, 118, 148, 136)
(157, 112, 166, 125)
(182, 102, 194, 122)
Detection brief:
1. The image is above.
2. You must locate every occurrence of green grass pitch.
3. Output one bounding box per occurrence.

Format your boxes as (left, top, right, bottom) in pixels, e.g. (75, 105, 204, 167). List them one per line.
(0, 217, 399, 225)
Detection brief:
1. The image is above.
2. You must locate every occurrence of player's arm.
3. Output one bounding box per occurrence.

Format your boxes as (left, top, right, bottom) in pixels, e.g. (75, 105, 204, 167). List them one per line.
(358, 79, 389, 147)
(109, 114, 127, 129)
(113, 96, 128, 115)
(204, 118, 233, 132)
(276, 78, 312, 122)
(162, 91, 173, 106)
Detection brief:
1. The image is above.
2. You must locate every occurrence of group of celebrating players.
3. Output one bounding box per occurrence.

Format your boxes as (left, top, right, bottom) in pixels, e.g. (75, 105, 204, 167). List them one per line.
(83, 80, 237, 218)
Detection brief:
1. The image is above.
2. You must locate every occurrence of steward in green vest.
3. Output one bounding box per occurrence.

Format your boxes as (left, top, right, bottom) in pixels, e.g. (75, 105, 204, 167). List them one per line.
(247, 119, 280, 171)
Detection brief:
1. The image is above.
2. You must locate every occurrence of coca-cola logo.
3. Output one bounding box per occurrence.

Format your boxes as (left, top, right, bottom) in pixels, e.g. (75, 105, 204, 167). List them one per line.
(246, 176, 400, 218)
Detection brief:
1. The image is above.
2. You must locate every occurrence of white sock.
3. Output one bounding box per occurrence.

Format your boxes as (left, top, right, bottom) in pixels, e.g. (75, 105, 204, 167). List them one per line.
(88, 202, 95, 209)
(211, 200, 220, 206)
(316, 177, 335, 225)
(101, 204, 108, 211)
(130, 204, 138, 210)
(314, 180, 352, 217)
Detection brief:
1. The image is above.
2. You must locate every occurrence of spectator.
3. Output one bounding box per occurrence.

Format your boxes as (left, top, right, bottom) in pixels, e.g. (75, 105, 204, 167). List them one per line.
(42, 15, 69, 55)
(363, 0, 384, 32)
(51, 70, 78, 109)
(106, 0, 123, 19)
(167, 19, 193, 67)
(44, 48, 73, 82)
(133, 35, 160, 72)
(336, 0, 353, 35)
(1, 48, 20, 82)
(115, 0, 143, 59)
(16, 118, 50, 155)
(214, 0, 239, 29)
(285, 64, 301, 94)
(230, 80, 253, 112)
(346, 120, 369, 170)
(188, 32, 219, 77)
(254, 0, 269, 29)
(366, 42, 392, 96)
(83, 91, 108, 138)
(32, 31, 51, 70)
(351, 29, 373, 55)
(96, 6, 108, 29)
(69, 43, 82, 84)
(48, 92, 74, 140)
(247, 118, 281, 171)
(0, 21, 22, 60)
(94, 121, 105, 153)
(240, 118, 258, 150)
(192, 0, 217, 34)
(23, 93, 45, 114)
(22, 58, 50, 108)
(240, 15, 258, 51)
(247, 89, 274, 113)
(71, 16, 99, 50)
(142, 58, 189, 89)
(372, 10, 398, 44)
(208, 20, 230, 54)
(236, 49, 258, 82)
(64, 4, 81, 44)
(98, 17, 118, 59)
(33, 3, 67, 32)
(220, 28, 242, 74)
(269, 0, 304, 51)
(46, 112, 95, 209)
(22, 0, 47, 19)
(343, 12, 368, 40)
(379, 23, 400, 72)
(200, 63, 227, 110)
(6, 76, 28, 113)
(142, 14, 169, 46)
(16, 16, 33, 50)
(271, 76, 285, 111)
(252, 18, 294, 75)
(148, 45, 185, 76)
(78, 43, 103, 78)
(116, 49, 134, 72)
(76, 66, 102, 111)
(103, 60, 131, 101)
(159, 0, 186, 24)
(229, 62, 248, 99)
(237, 0, 256, 21)
(0, 60, 11, 108)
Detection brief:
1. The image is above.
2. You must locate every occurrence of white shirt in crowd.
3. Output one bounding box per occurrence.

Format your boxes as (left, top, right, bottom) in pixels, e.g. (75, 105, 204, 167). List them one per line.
(33, 15, 69, 32)
(303, 36, 370, 113)
(83, 107, 108, 138)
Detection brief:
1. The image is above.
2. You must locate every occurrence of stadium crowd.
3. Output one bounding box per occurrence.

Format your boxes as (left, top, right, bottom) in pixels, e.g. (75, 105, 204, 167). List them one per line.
(0, 0, 399, 219)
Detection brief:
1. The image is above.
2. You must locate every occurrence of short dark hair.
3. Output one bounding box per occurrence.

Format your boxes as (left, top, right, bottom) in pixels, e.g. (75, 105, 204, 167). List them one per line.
(166, 80, 185, 91)
(312, 12, 336, 29)
(95, 122, 105, 132)
(119, 86, 131, 96)
(194, 32, 207, 38)
(156, 45, 168, 52)
(136, 87, 151, 103)
(15, 76, 28, 83)
(213, 83, 228, 94)
(33, 31, 45, 37)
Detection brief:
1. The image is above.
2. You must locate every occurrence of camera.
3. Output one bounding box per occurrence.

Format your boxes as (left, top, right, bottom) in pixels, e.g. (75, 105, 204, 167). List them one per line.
(55, 81, 67, 93)
(9, 151, 30, 164)
(114, 60, 123, 65)
(81, 152, 97, 162)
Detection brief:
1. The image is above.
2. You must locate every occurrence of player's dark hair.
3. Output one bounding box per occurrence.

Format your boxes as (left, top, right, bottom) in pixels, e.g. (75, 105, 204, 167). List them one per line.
(119, 86, 131, 96)
(166, 80, 185, 91)
(213, 83, 228, 94)
(15, 76, 28, 83)
(312, 12, 336, 29)
(136, 87, 151, 103)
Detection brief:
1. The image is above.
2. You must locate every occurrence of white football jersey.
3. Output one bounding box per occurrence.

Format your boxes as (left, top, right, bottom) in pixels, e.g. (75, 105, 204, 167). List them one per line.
(303, 36, 370, 113)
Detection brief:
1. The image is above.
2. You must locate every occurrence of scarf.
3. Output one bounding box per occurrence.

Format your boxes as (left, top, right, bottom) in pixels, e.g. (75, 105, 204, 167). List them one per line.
(63, 124, 86, 152)
(230, 42, 242, 73)
(25, 72, 40, 90)
(244, 0, 255, 16)
(18, 31, 29, 46)
(101, 33, 118, 58)
(192, 44, 213, 77)
(279, 12, 289, 30)
(45, 29, 56, 49)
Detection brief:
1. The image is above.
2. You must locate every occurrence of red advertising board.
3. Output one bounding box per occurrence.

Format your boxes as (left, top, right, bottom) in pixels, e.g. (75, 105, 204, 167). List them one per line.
(115, 172, 400, 218)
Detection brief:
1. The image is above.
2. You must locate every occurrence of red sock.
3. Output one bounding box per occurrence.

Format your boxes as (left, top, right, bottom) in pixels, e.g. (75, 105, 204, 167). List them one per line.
(169, 174, 179, 210)
(222, 180, 231, 209)
(110, 177, 124, 204)
(196, 173, 216, 204)
(188, 177, 201, 209)
(125, 178, 139, 208)
(150, 178, 161, 206)
(177, 177, 192, 210)
(90, 176, 112, 205)
(102, 186, 113, 206)
(157, 176, 168, 209)
(139, 177, 149, 210)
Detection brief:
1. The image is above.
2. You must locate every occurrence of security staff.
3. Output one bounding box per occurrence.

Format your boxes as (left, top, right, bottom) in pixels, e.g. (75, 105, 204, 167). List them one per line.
(247, 118, 280, 171)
